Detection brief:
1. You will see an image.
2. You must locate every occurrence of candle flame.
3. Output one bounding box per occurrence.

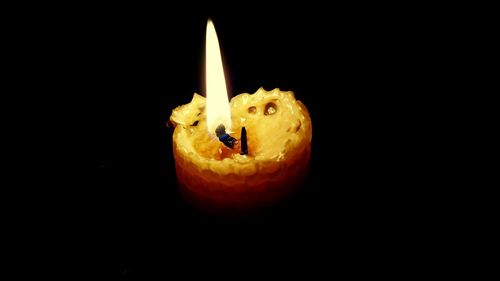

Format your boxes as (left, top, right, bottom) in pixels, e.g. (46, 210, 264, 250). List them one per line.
(206, 19, 232, 135)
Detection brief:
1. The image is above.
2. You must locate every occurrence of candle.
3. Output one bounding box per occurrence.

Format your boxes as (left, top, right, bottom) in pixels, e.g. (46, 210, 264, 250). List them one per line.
(169, 19, 312, 214)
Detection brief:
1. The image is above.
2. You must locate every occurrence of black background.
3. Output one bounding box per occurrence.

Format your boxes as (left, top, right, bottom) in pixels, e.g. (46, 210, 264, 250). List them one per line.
(39, 5, 441, 277)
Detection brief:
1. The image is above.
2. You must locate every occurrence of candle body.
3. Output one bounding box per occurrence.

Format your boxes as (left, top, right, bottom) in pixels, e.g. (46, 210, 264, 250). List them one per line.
(170, 88, 312, 214)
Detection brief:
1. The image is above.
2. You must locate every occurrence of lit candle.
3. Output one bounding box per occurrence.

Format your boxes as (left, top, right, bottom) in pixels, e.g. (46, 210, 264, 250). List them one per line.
(169, 19, 312, 214)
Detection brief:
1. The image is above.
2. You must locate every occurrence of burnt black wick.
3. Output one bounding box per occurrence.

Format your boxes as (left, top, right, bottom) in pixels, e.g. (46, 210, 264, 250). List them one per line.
(215, 124, 238, 149)
(240, 127, 248, 155)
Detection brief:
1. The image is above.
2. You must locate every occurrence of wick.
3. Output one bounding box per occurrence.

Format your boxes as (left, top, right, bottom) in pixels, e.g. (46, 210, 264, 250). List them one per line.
(215, 124, 238, 149)
(240, 127, 248, 155)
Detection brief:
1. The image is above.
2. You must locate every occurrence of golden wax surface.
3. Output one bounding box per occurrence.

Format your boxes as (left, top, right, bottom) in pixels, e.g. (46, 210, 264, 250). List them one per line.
(169, 88, 312, 213)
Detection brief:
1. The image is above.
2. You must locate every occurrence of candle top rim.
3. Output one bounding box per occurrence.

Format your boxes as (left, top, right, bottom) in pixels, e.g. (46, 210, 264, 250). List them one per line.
(170, 87, 312, 172)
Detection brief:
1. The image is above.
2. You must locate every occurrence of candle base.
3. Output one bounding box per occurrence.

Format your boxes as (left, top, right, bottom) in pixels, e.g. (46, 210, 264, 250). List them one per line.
(175, 148, 310, 216)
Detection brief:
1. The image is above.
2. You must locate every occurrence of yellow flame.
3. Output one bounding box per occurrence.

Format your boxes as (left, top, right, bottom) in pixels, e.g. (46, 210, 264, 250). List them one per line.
(206, 19, 232, 135)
